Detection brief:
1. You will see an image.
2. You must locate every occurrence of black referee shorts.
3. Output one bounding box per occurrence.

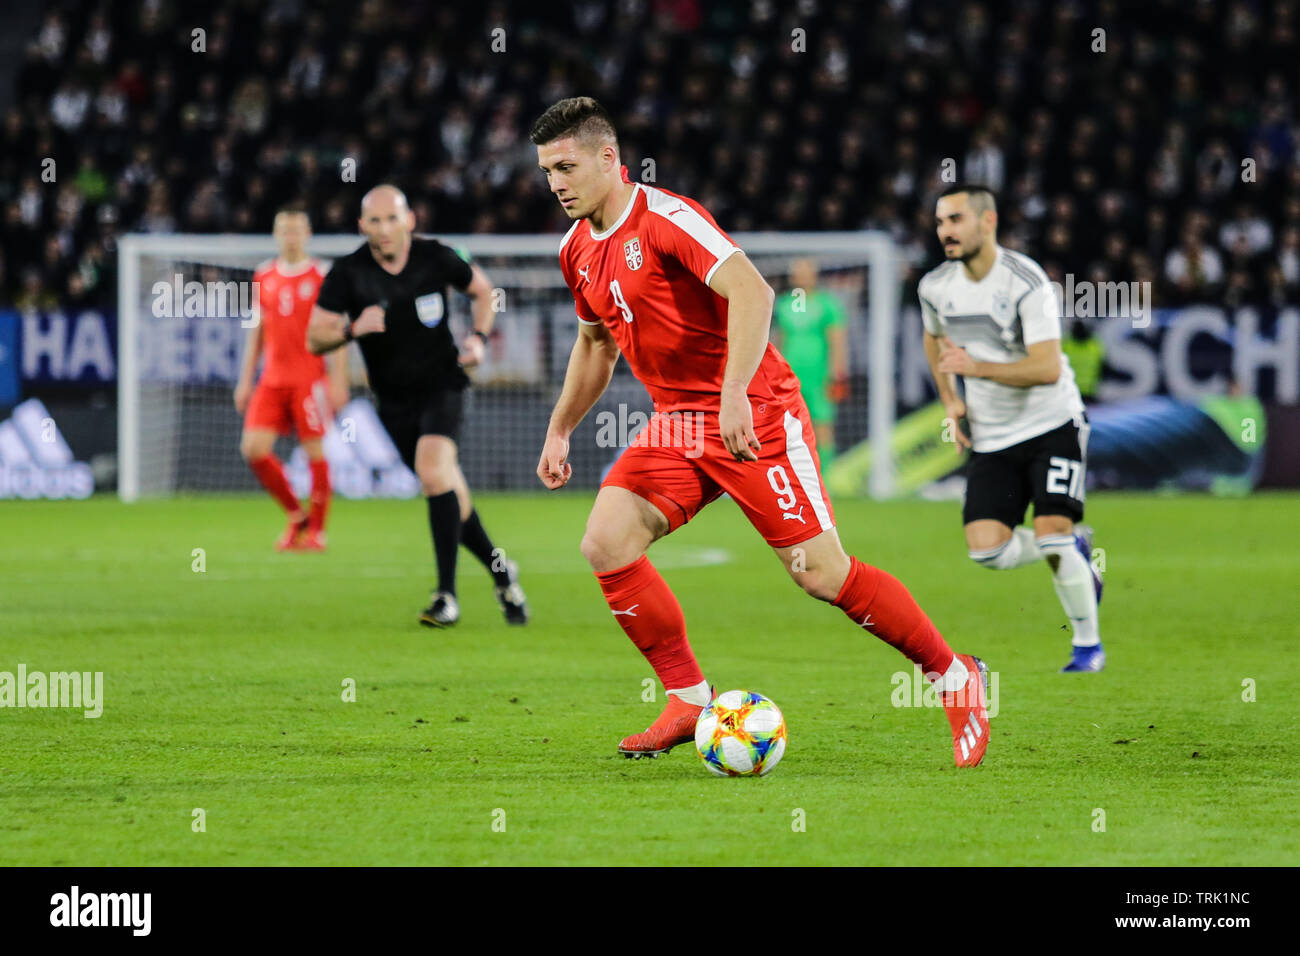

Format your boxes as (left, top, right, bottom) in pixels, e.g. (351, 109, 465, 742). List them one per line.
(962, 417, 1089, 528)
(376, 388, 465, 470)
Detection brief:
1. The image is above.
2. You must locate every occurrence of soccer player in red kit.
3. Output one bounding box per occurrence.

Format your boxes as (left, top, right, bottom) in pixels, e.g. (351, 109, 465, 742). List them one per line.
(234, 203, 348, 551)
(532, 97, 990, 768)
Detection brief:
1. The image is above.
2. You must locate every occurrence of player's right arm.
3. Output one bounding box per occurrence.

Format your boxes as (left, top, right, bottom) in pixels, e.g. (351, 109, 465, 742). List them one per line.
(537, 321, 620, 489)
(306, 304, 385, 355)
(308, 258, 384, 355)
(923, 330, 970, 449)
(233, 314, 263, 414)
(919, 286, 970, 449)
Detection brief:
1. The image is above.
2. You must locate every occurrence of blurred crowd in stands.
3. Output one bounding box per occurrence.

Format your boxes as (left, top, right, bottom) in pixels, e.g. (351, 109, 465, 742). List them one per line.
(3, 0, 1298, 315)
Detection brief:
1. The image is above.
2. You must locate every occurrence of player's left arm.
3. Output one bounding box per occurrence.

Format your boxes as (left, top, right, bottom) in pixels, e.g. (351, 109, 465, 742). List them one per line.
(709, 252, 775, 462)
(937, 277, 1062, 387)
(457, 263, 494, 368)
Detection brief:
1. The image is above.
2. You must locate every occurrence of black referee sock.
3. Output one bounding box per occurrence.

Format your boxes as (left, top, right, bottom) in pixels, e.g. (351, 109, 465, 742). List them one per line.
(461, 509, 511, 587)
(426, 491, 461, 596)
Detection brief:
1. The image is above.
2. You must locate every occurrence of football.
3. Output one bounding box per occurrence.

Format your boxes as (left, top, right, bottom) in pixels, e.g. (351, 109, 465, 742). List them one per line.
(694, 690, 788, 777)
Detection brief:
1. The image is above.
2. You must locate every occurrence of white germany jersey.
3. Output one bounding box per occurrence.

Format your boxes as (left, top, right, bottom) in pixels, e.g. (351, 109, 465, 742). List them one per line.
(919, 245, 1084, 452)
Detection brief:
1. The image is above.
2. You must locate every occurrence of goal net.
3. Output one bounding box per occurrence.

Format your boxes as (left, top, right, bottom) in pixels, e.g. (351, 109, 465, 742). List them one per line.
(117, 232, 902, 501)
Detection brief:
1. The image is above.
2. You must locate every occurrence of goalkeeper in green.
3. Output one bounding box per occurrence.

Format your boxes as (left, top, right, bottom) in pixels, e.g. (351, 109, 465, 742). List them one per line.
(772, 258, 849, 458)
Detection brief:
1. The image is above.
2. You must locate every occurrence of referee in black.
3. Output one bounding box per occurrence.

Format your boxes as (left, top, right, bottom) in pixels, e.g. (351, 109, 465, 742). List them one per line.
(308, 184, 527, 627)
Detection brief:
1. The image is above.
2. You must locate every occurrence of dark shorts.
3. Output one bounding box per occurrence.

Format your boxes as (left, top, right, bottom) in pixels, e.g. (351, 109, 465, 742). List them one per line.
(377, 388, 464, 470)
(963, 417, 1089, 527)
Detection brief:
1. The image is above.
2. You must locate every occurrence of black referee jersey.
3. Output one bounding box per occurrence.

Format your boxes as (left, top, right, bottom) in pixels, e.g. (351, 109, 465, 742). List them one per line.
(316, 236, 474, 400)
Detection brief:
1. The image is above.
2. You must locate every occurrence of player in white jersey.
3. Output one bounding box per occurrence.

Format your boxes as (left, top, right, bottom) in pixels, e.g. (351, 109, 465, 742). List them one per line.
(919, 185, 1104, 673)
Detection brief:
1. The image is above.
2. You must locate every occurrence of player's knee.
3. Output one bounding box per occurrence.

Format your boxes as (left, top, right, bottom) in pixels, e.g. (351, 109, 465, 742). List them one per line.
(240, 435, 267, 462)
(420, 475, 454, 497)
(794, 567, 843, 602)
(417, 462, 456, 496)
(421, 468, 457, 496)
(785, 549, 850, 602)
(580, 526, 640, 573)
(969, 540, 1015, 570)
(579, 529, 615, 571)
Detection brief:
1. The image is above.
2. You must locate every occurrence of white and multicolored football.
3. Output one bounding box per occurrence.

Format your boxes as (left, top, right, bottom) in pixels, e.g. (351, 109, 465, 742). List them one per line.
(694, 690, 787, 777)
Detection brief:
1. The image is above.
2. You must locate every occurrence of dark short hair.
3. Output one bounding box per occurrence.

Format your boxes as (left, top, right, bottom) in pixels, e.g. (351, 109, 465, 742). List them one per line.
(938, 184, 997, 215)
(529, 96, 618, 148)
(274, 200, 310, 222)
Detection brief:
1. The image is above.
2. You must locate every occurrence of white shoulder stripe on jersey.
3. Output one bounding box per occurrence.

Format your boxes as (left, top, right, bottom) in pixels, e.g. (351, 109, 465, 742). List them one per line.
(644, 186, 740, 282)
(1005, 247, 1048, 275)
(1002, 256, 1042, 290)
(1003, 249, 1048, 287)
(783, 411, 834, 532)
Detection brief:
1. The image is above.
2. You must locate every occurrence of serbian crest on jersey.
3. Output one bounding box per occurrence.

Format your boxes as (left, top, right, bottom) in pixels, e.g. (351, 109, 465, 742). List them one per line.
(991, 291, 1012, 322)
(624, 237, 643, 271)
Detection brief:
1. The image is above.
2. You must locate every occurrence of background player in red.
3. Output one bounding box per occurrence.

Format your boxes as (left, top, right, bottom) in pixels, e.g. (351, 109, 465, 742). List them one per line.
(531, 97, 991, 768)
(234, 203, 348, 551)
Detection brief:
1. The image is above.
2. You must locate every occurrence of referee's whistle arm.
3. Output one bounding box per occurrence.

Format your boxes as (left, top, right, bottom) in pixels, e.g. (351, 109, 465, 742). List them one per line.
(308, 305, 383, 354)
(457, 335, 485, 368)
(353, 305, 386, 335)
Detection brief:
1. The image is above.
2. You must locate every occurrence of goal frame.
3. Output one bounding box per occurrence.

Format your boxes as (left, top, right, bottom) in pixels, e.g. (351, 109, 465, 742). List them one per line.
(117, 231, 899, 501)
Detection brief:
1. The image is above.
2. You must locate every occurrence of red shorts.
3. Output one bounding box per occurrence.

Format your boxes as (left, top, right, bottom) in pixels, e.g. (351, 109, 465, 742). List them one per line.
(602, 398, 836, 548)
(245, 378, 329, 440)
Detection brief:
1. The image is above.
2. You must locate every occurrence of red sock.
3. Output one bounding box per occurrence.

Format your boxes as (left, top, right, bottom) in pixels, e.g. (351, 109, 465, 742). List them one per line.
(595, 555, 704, 691)
(832, 556, 954, 678)
(248, 454, 301, 516)
(307, 459, 330, 532)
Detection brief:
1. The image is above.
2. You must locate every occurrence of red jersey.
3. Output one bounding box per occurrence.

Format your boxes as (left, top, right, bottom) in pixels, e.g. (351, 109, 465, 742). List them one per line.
(559, 183, 801, 414)
(254, 257, 326, 386)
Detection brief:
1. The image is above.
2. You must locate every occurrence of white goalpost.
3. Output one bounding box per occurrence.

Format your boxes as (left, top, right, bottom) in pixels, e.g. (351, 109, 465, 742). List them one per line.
(117, 231, 901, 502)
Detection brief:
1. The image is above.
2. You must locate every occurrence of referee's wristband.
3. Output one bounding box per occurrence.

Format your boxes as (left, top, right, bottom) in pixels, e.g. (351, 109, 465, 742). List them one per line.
(471, 329, 490, 343)
(342, 320, 354, 343)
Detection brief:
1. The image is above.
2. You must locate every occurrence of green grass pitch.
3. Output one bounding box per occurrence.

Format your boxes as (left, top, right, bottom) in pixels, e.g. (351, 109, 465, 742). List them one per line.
(2, 491, 1296, 866)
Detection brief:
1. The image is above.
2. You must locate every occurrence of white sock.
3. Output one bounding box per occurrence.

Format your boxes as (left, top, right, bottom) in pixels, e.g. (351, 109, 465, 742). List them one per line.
(970, 527, 1043, 570)
(934, 655, 969, 693)
(666, 679, 711, 706)
(1037, 535, 1100, 647)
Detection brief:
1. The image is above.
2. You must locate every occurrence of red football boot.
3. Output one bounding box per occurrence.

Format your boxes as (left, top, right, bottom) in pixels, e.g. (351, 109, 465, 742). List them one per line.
(618, 692, 709, 759)
(943, 654, 990, 768)
(275, 514, 309, 552)
(295, 529, 327, 552)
